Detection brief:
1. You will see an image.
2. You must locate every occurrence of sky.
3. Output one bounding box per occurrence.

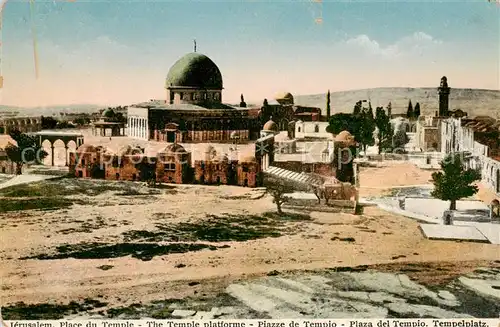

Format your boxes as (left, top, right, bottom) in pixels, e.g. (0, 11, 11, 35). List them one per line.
(0, 0, 499, 107)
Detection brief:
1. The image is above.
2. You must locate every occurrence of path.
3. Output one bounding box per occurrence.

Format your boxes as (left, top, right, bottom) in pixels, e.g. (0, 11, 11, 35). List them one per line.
(0, 173, 60, 190)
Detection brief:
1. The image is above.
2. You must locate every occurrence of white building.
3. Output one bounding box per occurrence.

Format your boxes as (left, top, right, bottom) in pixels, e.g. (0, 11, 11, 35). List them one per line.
(441, 116, 500, 196)
(294, 121, 331, 140)
(127, 106, 149, 140)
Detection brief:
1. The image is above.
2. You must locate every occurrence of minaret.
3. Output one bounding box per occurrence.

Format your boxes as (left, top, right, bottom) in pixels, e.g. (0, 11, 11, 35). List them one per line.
(194, 39, 197, 53)
(438, 76, 450, 117)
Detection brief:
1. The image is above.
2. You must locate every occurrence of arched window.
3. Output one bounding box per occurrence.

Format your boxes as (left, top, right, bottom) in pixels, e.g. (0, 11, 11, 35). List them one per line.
(214, 93, 220, 100)
(298, 127, 301, 133)
(314, 125, 319, 133)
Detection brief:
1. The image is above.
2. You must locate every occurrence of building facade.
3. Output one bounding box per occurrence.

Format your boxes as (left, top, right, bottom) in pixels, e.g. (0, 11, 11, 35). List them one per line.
(440, 116, 500, 196)
(0, 116, 42, 135)
(127, 52, 261, 143)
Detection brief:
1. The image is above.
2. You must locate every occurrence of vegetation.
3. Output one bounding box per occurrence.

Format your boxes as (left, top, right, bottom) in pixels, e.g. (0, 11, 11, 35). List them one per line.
(431, 153, 481, 210)
(326, 100, 375, 154)
(406, 100, 414, 119)
(357, 102, 376, 154)
(392, 129, 410, 152)
(5, 130, 48, 174)
(414, 102, 421, 118)
(265, 180, 294, 215)
(375, 106, 394, 154)
(326, 89, 331, 118)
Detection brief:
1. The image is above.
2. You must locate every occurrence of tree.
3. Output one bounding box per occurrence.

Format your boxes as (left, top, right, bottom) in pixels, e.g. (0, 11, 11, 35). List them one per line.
(326, 90, 331, 119)
(353, 100, 362, 116)
(392, 130, 410, 152)
(406, 100, 414, 119)
(375, 106, 393, 154)
(326, 113, 359, 135)
(265, 178, 295, 215)
(5, 130, 48, 174)
(431, 153, 481, 210)
(41, 116, 58, 129)
(240, 94, 247, 108)
(414, 102, 421, 118)
(357, 105, 376, 154)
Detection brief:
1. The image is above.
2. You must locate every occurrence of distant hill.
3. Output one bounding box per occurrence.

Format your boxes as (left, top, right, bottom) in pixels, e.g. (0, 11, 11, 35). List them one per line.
(294, 87, 500, 118)
(0, 104, 103, 117)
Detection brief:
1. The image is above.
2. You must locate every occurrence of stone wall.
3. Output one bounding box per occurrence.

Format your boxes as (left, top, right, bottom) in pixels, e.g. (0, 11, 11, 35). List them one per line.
(0, 158, 16, 174)
(273, 161, 335, 177)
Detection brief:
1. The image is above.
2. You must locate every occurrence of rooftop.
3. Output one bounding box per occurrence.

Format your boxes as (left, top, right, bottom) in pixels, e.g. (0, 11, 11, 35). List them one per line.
(133, 102, 247, 111)
(32, 131, 85, 137)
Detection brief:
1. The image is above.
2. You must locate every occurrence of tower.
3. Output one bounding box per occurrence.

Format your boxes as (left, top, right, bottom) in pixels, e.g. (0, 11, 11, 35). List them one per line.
(438, 76, 450, 117)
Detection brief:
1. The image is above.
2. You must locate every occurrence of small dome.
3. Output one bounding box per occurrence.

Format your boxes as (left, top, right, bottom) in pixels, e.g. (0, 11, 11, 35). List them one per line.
(161, 143, 186, 154)
(263, 119, 279, 132)
(491, 199, 500, 205)
(0, 135, 17, 149)
(230, 131, 239, 139)
(275, 92, 294, 101)
(101, 108, 115, 118)
(335, 131, 356, 146)
(77, 144, 97, 153)
(240, 155, 256, 163)
(238, 151, 256, 162)
(118, 145, 143, 156)
(213, 153, 229, 163)
(166, 52, 223, 90)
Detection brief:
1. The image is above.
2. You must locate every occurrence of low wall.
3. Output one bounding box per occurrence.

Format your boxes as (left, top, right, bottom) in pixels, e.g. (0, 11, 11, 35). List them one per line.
(284, 198, 356, 214)
(273, 161, 335, 177)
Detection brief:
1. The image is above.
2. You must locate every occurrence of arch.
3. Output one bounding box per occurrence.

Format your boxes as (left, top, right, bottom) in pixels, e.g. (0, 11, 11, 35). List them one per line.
(314, 124, 319, 133)
(52, 139, 67, 167)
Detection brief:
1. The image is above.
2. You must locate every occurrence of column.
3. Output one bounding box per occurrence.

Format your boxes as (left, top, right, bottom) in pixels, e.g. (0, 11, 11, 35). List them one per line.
(140, 118, 144, 139)
(142, 118, 146, 139)
(51, 145, 55, 166)
(64, 146, 69, 166)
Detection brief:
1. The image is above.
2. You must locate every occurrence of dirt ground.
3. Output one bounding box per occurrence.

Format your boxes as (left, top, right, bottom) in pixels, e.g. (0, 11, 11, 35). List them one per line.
(1, 161, 499, 314)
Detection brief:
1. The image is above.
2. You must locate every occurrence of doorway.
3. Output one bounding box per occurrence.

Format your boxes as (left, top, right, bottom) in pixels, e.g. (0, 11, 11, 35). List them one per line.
(167, 131, 176, 143)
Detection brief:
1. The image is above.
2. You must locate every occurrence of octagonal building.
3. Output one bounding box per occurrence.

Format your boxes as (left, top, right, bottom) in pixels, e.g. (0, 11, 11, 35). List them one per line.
(127, 52, 261, 143)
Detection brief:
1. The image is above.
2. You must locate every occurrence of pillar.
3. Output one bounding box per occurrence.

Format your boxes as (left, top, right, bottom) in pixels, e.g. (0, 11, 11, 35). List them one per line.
(51, 145, 55, 166)
(64, 146, 69, 166)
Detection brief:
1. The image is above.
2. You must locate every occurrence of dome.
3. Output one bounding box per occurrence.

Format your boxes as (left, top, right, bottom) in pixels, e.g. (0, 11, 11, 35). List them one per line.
(275, 92, 294, 101)
(77, 144, 97, 153)
(118, 145, 143, 156)
(204, 145, 217, 160)
(238, 150, 256, 162)
(335, 131, 356, 145)
(263, 119, 279, 132)
(101, 108, 115, 118)
(161, 143, 186, 154)
(213, 153, 229, 163)
(166, 53, 223, 89)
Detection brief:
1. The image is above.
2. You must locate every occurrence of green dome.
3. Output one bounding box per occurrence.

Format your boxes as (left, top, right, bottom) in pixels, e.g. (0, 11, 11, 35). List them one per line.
(166, 53, 223, 89)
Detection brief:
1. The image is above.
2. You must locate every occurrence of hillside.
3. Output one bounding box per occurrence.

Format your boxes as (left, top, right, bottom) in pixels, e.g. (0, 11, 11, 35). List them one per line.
(0, 104, 102, 117)
(294, 87, 500, 118)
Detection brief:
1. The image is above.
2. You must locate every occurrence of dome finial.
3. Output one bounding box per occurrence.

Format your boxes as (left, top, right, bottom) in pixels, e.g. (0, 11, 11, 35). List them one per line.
(194, 39, 197, 53)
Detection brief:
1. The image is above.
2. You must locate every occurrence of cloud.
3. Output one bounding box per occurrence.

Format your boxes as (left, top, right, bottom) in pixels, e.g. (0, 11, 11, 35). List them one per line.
(344, 32, 442, 58)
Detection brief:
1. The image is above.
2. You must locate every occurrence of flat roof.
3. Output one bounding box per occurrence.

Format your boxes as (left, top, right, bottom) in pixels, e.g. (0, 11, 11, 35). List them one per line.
(33, 130, 84, 137)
